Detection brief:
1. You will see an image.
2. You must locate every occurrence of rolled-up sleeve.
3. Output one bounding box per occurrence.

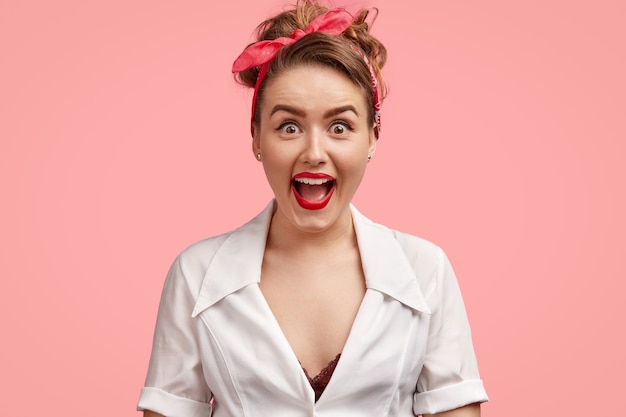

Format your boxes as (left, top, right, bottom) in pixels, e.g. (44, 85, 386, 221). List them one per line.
(137, 257, 213, 417)
(413, 249, 488, 415)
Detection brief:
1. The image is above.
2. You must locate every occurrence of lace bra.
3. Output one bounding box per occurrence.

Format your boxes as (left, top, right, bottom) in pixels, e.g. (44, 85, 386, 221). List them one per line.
(301, 353, 341, 402)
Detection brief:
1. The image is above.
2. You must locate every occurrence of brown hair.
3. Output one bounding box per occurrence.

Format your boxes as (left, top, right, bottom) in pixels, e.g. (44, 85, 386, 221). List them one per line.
(234, 0, 387, 128)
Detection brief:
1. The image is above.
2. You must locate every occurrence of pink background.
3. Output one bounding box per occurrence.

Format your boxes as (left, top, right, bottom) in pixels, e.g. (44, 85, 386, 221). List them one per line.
(1, 0, 624, 415)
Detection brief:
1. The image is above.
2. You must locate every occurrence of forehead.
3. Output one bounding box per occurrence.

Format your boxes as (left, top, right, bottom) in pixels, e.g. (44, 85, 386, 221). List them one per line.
(261, 65, 368, 113)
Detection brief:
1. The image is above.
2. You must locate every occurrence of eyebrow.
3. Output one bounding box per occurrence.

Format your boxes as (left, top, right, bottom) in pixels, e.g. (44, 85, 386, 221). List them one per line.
(269, 104, 360, 118)
(270, 105, 306, 117)
(324, 105, 359, 118)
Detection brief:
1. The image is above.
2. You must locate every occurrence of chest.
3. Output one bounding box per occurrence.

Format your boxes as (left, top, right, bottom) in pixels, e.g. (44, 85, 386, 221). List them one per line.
(258, 250, 366, 376)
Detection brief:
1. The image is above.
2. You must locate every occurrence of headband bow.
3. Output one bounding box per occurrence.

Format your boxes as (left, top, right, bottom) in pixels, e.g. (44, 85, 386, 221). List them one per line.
(232, 8, 381, 138)
(232, 9, 355, 72)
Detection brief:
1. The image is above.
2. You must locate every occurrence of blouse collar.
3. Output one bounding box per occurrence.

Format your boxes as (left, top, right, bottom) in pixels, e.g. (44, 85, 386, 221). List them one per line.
(192, 201, 430, 317)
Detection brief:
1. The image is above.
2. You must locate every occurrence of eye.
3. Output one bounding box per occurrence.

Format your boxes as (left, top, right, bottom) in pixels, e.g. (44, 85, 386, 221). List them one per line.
(277, 121, 300, 135)
(329, 121, 353, 136)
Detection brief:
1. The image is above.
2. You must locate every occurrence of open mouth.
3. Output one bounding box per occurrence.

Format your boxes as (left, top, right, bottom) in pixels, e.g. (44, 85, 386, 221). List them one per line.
(291, 174, 336, 210)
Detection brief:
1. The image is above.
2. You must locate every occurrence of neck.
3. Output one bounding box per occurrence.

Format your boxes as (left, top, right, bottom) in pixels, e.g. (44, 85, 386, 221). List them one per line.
(266, 206, 356, 253)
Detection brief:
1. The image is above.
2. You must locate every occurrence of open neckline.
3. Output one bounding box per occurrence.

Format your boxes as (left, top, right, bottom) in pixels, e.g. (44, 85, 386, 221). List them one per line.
(253, 283, 369, 402)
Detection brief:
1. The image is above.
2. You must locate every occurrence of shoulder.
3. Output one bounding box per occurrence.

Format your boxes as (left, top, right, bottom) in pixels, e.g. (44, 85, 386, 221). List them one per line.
(352, 207, 449, 300)
(390, 228, 445, 270)
(389, 227, 447, 294)
(163, 231, 233, 299)
(177, 232, 231, 275)
(353, 206, 445, 269)
(166, 202, 275, 300)
(176, 201, 274, 275)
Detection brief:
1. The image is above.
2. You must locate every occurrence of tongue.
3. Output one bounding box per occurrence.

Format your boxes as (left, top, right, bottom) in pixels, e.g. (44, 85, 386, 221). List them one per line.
(298, 184, 328, 201)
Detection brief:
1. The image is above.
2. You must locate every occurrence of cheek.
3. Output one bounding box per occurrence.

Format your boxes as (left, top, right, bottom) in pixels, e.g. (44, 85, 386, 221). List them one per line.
(262, 146, 288, 168)
(337, 154, 369, 181)
(261, 151, 292, 186)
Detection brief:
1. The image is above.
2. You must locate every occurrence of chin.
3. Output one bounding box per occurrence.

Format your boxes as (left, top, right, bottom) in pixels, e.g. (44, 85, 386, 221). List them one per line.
(286, 197, 351, 234)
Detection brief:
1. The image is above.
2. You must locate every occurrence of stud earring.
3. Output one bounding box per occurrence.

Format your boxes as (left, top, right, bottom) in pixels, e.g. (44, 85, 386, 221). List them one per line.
(256, 153, 262, 161)
(367, 154, 372, 161)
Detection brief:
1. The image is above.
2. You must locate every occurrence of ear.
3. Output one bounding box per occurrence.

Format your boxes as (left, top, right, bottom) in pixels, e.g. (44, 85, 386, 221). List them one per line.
(368, 127, 377, 158)
(252, 124, 261, 157)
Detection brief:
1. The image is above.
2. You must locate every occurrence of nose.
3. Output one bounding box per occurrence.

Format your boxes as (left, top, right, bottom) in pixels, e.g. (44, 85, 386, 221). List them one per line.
(301, 128, 327, 166)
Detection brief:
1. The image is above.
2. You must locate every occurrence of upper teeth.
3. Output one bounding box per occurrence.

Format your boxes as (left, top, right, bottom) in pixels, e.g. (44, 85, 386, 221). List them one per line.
(294, 178, 331, 185)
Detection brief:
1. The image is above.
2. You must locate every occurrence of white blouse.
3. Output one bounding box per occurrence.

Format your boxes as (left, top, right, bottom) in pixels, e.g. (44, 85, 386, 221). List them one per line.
(138, 201, 488, 416)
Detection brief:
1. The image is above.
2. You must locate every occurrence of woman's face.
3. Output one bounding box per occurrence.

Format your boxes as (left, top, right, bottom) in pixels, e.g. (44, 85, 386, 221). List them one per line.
(253, 65, 376, 235)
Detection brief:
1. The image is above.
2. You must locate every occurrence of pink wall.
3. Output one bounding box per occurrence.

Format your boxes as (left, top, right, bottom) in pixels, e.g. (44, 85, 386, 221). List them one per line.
(1, 0, 624, 415)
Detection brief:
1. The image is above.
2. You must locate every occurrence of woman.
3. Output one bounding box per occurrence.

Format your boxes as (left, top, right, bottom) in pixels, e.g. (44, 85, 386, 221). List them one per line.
(138, 1, 488, 416)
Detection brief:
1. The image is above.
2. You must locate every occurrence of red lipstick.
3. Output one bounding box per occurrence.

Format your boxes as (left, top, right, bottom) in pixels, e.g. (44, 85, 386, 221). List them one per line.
(291, 172, 336, 210)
